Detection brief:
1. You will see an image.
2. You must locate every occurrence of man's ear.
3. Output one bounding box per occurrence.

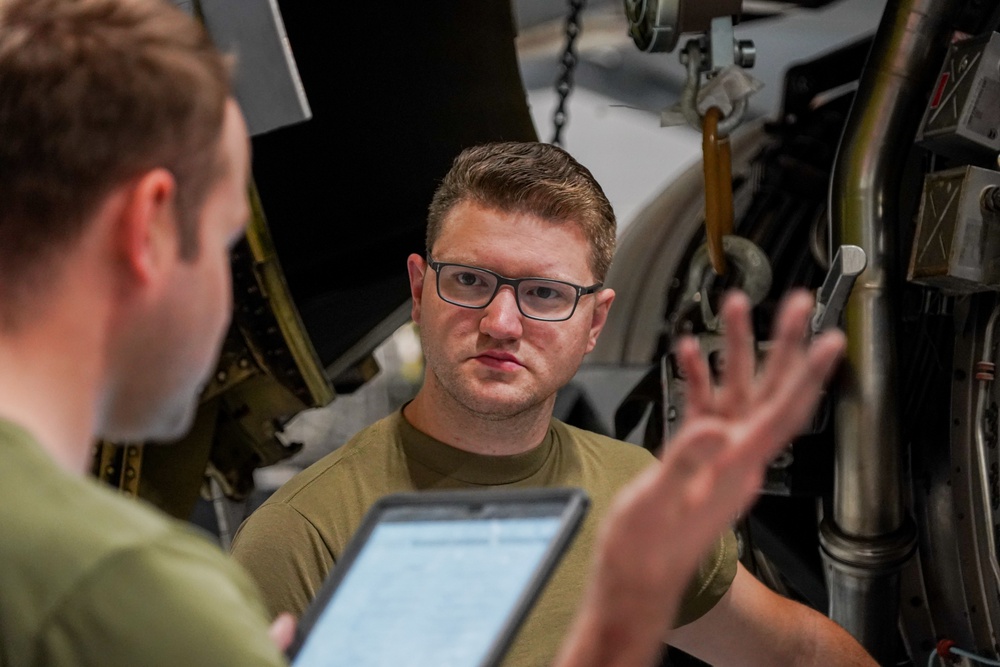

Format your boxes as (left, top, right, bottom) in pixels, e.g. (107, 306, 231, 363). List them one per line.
(585, 287, 615, 353)
(407, 253, 428, 324)
(116, 168, 178, 285)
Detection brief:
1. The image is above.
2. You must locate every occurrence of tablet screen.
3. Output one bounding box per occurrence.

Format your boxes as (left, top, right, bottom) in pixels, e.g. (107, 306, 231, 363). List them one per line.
(289, 489, 588, 667)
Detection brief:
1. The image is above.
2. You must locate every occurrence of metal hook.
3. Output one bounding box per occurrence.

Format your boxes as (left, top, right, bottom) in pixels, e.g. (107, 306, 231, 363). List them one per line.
(674, 235, 773, 332)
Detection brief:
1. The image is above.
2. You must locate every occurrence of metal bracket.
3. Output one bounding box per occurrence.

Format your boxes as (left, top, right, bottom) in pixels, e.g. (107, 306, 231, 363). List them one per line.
(197, 0, 312, 137)
(811, 245, 868, 334)
(624, 0, 742, 54)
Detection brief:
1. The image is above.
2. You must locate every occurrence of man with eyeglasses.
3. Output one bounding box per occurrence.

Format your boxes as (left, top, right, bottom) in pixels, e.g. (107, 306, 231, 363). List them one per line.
(231, 141, 875, 666)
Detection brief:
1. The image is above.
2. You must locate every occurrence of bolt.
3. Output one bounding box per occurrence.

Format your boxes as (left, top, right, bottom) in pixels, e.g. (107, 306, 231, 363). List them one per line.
(981, 186, 1000, 213)
(735, 40, 756, 68)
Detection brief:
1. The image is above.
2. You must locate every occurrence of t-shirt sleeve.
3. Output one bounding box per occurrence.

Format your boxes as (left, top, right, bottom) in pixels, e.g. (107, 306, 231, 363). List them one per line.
(230, 502, 334, 620)
(34, 532, 286, 667)
(673, 529, 739, 627)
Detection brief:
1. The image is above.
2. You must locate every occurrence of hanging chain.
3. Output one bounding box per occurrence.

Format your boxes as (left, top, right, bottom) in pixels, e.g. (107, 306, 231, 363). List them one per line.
(551, 0, 586, 147)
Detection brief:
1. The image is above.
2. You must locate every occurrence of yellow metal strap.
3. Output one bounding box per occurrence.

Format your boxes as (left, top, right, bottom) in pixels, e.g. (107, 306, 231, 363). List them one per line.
(702, 106, 734, 275)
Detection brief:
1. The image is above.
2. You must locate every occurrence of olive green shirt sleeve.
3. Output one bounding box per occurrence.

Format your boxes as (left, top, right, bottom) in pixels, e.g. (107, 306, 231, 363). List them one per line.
(674, 529, 739, 627)
(230, 503, 334, 620)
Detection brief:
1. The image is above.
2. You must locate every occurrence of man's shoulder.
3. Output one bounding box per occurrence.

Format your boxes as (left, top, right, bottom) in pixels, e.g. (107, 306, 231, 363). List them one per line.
(0, 431, 268, 662)
(547, 419, 657, 491)
(11, 467, 227, 581)
(552, 419, 656, 463)
(257, 411, 408, 508)
(0, 422, 194, 559)
(232, 411, 417, 566)
(18, 502, 276, 665)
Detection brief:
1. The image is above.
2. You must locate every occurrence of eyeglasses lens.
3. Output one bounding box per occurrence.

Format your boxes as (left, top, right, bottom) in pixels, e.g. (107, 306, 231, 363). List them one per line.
(436, 264, 577, 321)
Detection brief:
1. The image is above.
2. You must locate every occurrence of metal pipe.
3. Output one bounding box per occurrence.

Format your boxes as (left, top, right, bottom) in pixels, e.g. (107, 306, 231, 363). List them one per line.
(972, 305, 1000, 596)
(824, 0, 959, 661)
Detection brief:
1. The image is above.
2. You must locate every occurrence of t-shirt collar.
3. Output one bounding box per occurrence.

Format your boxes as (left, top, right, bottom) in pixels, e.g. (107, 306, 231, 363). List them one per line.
(396, 407, 555, 484)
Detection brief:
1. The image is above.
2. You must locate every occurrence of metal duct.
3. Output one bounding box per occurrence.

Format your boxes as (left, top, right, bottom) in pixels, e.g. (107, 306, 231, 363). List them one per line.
(822, 0, 960, 660)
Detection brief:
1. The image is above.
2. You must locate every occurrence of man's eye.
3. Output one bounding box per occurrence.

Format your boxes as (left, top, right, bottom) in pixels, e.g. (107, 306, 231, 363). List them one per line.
(525, 283, 572, 301)
(455, 272, 481, 287)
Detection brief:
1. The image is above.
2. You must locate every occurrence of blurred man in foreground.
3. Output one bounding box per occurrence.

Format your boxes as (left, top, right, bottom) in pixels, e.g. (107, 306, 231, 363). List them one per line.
(0, 0, 290, 663)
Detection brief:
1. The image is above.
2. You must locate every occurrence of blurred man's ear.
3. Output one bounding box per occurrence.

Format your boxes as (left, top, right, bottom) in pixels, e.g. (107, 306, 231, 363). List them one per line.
(115, 168, 179, 286)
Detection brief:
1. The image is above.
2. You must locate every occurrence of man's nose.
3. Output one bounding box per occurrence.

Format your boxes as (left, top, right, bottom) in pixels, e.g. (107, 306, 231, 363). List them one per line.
(479, 286, 523, 340)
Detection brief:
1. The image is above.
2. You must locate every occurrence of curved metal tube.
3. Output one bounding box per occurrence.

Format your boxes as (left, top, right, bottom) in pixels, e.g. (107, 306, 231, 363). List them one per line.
(831, 0, 955, 542)
(973, 304, 1000, 596)
(826, 0, 959, 659)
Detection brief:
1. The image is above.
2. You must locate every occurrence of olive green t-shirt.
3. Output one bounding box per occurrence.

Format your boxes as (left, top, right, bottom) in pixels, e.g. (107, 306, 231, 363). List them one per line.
(231, 410, 737, 666)
(0, 419, 285, 667)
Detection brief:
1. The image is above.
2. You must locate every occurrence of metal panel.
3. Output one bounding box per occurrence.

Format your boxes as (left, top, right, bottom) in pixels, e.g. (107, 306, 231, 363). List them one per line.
(916, 32, 1000, 164)
(908, 165, 1000, 292)
(198, 0, 311, 137)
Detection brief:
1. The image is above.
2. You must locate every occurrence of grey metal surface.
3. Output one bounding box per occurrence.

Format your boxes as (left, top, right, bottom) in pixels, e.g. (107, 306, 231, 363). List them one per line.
(198, 0, 311, 137)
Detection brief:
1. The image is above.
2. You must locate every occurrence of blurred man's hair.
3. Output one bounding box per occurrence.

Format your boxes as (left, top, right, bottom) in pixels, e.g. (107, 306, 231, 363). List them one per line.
(0, 0, 232, 327)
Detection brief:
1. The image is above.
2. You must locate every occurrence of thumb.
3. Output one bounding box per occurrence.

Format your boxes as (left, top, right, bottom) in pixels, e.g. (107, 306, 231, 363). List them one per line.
(268, 612, 297, 652)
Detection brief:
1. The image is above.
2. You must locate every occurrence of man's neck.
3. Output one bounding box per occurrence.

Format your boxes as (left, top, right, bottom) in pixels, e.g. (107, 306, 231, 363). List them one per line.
(0, 339, 103, 475)
(0, 287, 110, 475)
(403, 387, 555, 456)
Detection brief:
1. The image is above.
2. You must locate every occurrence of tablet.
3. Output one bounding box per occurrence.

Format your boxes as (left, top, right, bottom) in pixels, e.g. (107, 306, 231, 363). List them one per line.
(286, 487, 590, 667)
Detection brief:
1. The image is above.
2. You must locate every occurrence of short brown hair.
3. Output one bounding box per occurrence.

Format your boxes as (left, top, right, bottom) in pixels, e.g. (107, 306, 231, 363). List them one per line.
(0, 0, 231, 323)
(426, 141, 617, 281)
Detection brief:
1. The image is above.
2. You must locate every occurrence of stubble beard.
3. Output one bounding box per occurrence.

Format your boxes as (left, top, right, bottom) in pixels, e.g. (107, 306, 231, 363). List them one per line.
(428, 360, 550, 423)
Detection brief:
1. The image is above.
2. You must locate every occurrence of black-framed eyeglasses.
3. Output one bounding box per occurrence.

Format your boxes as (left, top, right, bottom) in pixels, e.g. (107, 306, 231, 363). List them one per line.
(426, 255, 602, 322)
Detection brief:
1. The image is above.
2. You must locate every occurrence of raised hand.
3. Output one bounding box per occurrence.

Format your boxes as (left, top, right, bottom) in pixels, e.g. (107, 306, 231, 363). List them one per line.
(554, 289, 846, 667)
